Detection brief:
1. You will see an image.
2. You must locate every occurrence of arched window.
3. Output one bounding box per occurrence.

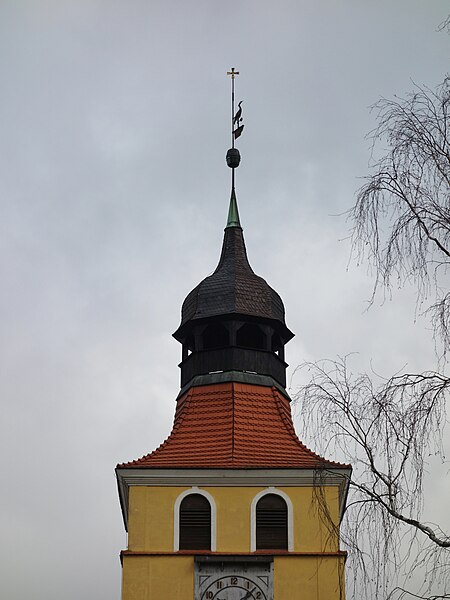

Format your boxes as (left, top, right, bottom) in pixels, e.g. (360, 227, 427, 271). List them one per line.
(256, 494, 288, 549)
(251, 489, 293, 551)
(236, 323, 266, 350)
(179, 494, 211, 550)
(174, 490, 215, 551)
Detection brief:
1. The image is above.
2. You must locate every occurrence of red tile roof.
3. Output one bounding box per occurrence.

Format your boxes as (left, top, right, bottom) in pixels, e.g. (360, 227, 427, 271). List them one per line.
(118, 382, 348, 469)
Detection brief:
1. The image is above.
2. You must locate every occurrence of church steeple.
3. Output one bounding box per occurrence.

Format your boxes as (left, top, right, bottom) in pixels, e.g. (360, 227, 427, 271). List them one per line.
(116, 72, 350, 600)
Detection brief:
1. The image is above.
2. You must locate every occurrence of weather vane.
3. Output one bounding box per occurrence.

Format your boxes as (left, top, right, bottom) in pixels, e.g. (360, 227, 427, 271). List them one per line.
(226, 67, 244, 190)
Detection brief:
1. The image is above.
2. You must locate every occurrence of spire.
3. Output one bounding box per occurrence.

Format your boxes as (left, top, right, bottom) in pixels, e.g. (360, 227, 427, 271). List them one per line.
(172, 67, 293, 392)
(226, 67, 244, 227)
(226, 187, 241, 228)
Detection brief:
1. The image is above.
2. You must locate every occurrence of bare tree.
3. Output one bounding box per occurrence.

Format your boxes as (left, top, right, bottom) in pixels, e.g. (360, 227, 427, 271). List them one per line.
(295, 74, 450, 599)
(297, 357, 449, 599)
(438, 15, 450, 33)
(352, 76, 450, 353)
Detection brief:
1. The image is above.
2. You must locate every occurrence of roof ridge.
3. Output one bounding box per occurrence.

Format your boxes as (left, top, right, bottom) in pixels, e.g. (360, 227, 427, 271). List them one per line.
(271, 386, 306, 444)
(171, 387, 194, 431)
(270, 387, 350, 468)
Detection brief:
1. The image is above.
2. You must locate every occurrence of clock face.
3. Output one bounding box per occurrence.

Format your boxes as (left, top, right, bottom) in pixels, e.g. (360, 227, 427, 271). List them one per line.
(195, 559, 273, 600)
(201, 575, 267, 600)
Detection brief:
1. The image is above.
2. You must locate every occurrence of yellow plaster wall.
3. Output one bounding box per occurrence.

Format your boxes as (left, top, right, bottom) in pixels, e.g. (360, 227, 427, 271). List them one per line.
(128, 486, 182, 551)
(122, 555, 345, 600)
(122, 555, 193, 600)
(127, 485, 340, 553)
(280, 485, 340, 552)
(274, 556, 345, 599)
(209, 486, 254, 552)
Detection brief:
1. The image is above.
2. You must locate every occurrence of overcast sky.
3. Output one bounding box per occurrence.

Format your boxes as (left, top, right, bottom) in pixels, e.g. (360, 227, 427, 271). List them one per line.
(1, 2, 449, 599)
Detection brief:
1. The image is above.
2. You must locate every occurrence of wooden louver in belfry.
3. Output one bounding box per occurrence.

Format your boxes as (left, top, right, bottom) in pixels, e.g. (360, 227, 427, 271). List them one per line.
(179, 494, 211, 550)
(256, 494, 288, 550)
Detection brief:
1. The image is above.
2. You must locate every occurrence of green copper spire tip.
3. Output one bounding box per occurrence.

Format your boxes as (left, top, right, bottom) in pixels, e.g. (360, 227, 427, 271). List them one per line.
(226, 187, 241, 228)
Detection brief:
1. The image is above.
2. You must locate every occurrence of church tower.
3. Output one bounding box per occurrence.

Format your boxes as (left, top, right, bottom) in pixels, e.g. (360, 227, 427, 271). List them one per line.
(116, 71, 350, 600)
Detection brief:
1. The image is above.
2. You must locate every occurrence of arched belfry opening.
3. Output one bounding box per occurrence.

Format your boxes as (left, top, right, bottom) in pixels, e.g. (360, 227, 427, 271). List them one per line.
(202, 322, 230, 350)
(236, 323, 267, 350)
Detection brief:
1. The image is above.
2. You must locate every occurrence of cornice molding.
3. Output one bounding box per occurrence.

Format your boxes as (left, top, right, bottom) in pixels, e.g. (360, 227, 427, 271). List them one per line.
(121, 550, 348, 557)
(176, 371, 291, 401)
(116, 467, 351, 531)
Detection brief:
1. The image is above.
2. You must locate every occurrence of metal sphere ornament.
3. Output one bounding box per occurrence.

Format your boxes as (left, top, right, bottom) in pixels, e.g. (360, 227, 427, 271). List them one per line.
(226, 147, 241, 169)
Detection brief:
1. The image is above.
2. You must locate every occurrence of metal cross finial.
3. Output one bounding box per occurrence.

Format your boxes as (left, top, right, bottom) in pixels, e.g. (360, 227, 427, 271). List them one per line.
(227, 67, 239, 79)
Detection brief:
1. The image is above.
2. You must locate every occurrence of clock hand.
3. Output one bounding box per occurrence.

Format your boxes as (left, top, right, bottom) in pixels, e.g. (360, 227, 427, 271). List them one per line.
(240, 588, 256, 600)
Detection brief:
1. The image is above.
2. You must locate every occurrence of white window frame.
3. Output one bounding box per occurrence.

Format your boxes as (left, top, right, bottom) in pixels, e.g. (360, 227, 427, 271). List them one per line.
(173, 487, 217, 551)
(250, 487, 294, 552)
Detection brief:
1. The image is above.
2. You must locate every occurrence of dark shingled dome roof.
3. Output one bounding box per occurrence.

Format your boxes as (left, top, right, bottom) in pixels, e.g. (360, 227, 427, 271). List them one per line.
(179, 225, 286, 326)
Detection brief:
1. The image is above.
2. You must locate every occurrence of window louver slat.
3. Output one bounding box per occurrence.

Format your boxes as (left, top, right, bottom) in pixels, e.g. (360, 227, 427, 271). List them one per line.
(257, 515, 287, 525)
(180, 511, 210, 525)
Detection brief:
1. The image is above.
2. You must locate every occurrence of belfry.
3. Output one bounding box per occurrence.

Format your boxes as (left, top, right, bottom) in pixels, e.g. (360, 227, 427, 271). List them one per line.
(116, 70, 350, 600)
